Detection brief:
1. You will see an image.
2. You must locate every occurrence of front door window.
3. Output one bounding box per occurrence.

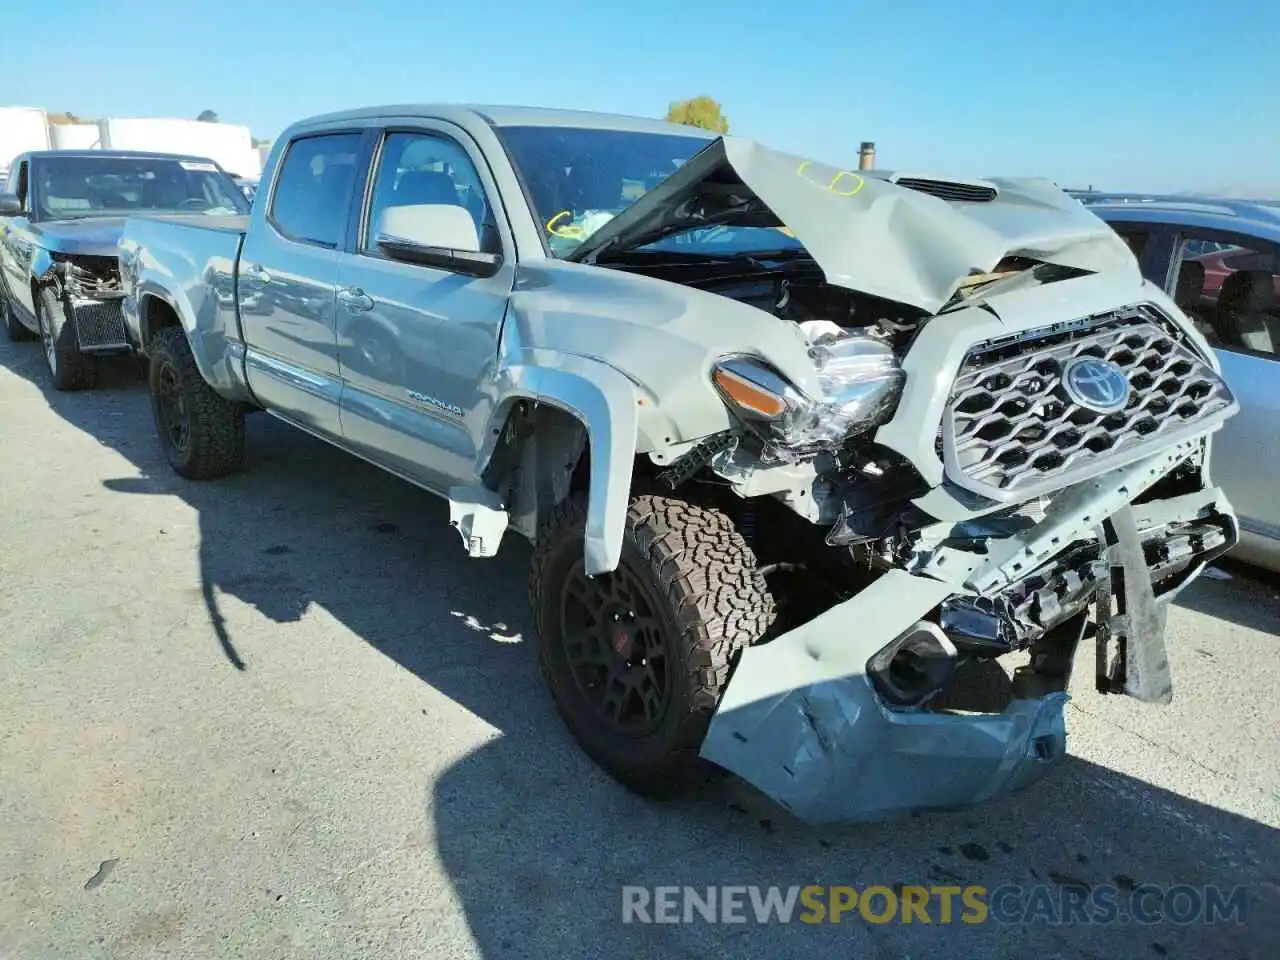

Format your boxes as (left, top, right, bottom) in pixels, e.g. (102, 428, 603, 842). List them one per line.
(1173, 233, 1279, 356)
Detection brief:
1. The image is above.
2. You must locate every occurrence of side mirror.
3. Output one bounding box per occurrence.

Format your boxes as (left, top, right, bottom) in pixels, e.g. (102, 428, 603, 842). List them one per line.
(375, 203, 503, 278)
(0, 193, 22, 217)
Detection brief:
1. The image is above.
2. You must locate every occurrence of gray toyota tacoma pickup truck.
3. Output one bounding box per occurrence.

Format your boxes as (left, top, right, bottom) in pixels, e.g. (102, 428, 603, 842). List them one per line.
(116, 105, 1240, 824)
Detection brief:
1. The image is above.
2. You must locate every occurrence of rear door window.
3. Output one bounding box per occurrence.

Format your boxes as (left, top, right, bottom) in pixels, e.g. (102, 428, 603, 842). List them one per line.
(268, 133, 362, 248)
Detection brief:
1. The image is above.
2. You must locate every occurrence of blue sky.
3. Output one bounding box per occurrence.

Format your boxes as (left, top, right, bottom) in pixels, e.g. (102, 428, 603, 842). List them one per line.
(3, 0, 1274, 194)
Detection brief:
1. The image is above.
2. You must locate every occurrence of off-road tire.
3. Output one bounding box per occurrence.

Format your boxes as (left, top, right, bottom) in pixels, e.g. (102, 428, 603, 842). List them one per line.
(3, 295, 35, 342)
(530, 492, 776, 796)
(148, 326, 246, 480)
(36, 287, 95, 390)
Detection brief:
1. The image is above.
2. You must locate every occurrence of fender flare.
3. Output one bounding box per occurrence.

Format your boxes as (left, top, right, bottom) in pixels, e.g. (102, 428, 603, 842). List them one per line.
(134, 281, 254, 403)
(136, 281, 199, 353)
(484, 355, 638, 576)
(27, 249, 65, 338)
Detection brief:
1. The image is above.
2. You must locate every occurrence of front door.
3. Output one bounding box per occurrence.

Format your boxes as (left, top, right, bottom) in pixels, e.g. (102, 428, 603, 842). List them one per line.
(333, 126, 515, 492)
(0, 159, 36, 319)
(239, 131, 365, 439)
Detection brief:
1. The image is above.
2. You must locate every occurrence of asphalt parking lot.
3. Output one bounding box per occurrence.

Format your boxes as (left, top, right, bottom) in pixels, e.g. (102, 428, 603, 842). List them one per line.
(1, 337, 1277, 960)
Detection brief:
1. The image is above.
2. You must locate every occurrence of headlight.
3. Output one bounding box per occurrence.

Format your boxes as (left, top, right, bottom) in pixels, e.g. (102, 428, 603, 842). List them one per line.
(711, 357, 803, 421)
(712, 333, 906, 450)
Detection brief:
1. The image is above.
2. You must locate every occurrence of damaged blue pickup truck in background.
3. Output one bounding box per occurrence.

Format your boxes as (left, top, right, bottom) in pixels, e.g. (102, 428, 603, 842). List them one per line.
(115, 104, 1239, 824)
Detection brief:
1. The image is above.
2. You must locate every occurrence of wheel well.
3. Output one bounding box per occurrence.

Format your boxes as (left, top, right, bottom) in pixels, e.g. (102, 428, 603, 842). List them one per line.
(569, 444, 591, 494)
(30, 276, 62, 313)
(480, 400, 596, 540)
(141, 296, 181, 348)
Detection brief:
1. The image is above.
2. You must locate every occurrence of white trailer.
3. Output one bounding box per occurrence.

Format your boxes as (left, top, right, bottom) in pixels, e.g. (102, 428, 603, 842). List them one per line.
(96, 117, 262, 178)
(1, 105, 52, 169)
(49, 123, 101, 150)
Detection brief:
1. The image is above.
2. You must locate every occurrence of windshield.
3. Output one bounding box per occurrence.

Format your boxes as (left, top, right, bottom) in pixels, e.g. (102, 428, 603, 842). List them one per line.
(496, 125, 806, 259)
(32, 155, 250, 221)
(496, 125, 712, 257)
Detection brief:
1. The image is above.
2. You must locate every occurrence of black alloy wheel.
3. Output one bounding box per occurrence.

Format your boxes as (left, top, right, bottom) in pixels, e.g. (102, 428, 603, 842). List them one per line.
(154, 358, 191, 458)
(146, 326, 246, 480)
(531, 493, 776, 796)
(557, 555, 674, 737)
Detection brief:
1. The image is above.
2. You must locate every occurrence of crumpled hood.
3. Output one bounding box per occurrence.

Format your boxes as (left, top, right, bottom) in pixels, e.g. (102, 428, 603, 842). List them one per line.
(568, 137, 1139, 315)
(32, 217, 126, 258)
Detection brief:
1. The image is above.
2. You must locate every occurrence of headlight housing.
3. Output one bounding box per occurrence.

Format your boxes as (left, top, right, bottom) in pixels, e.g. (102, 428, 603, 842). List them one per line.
(712, 332, 906, 452)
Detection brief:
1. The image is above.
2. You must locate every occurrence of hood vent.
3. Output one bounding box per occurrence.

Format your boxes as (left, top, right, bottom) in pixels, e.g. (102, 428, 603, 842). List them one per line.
(894, 177, 998, 204)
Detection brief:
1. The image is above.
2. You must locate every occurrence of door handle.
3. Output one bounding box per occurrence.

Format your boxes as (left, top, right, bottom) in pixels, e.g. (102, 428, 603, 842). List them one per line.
(338, 286, 374, 312)
(243, 262, 272, 284)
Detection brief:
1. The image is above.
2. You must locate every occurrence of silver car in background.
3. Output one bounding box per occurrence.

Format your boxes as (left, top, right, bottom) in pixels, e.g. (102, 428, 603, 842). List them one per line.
(1076, 193, 1280, 571)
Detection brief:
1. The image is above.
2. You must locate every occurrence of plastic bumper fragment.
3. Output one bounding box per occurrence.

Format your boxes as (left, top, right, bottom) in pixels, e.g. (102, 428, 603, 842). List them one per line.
(700, 569, 1069, 825)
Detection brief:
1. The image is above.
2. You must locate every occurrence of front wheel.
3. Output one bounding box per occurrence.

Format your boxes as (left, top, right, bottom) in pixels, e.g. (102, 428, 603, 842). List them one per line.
(36, 287, 94, 390)
(530, 493, 776, 796)
(148, 326, 246, 479)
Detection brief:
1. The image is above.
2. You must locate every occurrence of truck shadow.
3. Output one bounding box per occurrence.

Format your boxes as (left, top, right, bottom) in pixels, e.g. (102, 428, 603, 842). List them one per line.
(1, 341, 1277, 959)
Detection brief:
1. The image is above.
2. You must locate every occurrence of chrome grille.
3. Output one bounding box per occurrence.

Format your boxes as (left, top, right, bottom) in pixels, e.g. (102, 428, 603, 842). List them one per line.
(941, 317, 1235, 500)
(70, 298, 129, 350)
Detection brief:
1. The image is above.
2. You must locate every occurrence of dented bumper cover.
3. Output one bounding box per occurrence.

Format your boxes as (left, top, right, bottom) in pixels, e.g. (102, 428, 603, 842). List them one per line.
(700, 445, 1236, 825)
(700, 569, 1070, 824)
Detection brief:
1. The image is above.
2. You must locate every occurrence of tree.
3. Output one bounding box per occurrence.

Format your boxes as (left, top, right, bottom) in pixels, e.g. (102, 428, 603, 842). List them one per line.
(664, 96, 729, 134)
(197, 110, 219, 123)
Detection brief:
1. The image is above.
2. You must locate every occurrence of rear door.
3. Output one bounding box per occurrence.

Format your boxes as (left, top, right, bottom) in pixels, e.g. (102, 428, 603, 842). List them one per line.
(239, 130, 370, 439)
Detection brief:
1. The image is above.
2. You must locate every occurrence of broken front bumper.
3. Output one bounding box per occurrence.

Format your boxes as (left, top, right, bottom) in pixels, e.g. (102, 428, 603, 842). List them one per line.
(700, 443, 1237, 825)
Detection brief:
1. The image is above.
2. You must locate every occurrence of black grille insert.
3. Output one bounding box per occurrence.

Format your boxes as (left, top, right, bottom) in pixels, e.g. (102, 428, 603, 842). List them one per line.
(895, 177, 998, 203)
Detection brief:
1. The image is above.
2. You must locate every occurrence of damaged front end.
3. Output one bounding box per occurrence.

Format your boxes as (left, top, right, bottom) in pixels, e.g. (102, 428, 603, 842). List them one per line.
(684, 301, 1239, 825)
(699, 442, 1236, 824)
(550, 134, 1240, 823)
(42, 254, 131, 354)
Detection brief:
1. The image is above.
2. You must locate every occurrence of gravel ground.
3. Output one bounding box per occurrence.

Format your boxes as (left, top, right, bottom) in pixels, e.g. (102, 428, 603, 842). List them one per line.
(1, 339, 1277, 959)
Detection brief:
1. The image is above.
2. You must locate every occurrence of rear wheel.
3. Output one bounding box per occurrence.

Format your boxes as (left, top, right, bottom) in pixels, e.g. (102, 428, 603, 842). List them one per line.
(36, 287, 94, 390)
(530, 492, 776, 795)
(148, 326, 246, 479)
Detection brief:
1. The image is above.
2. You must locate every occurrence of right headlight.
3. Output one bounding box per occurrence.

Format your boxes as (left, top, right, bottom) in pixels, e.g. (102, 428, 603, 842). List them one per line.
(711, 333, 906, 450)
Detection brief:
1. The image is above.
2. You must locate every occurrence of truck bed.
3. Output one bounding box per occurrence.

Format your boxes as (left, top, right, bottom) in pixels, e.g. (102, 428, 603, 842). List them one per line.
(118, 213, 250, 399)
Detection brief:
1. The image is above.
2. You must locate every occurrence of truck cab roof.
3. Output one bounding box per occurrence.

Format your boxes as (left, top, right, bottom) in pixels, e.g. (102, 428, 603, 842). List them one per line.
(281, 103, 718, 139)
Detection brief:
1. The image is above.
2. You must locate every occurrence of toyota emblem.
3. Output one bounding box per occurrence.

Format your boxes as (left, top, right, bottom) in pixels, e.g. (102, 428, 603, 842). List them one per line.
(1062, 357, 1131, 414)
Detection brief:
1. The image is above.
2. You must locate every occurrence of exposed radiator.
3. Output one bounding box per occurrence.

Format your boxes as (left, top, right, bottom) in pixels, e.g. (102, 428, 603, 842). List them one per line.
(70, 297, 129, 351)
